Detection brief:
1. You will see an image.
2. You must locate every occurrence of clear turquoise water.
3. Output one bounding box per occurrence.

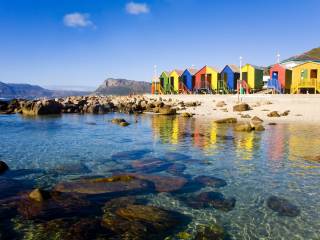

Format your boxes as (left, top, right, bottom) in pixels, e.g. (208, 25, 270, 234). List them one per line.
(1, 113, 320, 239)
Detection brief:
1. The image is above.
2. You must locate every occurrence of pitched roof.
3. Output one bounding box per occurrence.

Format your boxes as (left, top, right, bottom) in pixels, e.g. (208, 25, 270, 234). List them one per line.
(207, 66, 220, 72)
(186, 68, 198, 75)
(247, 64, 265, 70)
(223, 64, 240, 73)
(171, 69, 183, 75)
(161, 71, 170, 76)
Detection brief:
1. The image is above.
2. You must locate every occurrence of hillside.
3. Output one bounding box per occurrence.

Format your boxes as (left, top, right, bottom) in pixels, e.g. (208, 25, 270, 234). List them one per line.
(284, 47, 320, 62)
(0, 81, 89, 99)
(95, 78, 151, 95)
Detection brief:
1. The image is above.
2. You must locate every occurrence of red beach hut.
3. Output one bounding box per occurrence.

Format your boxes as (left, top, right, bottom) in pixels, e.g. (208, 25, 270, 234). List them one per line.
(269, 64, 292, 93)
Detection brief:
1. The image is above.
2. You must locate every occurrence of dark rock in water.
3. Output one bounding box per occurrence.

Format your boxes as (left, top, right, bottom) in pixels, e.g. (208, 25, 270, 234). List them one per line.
(128, 173, 188, 192)
(54, 175, 152, 195)
(131, 158, 172, 173)
(186, 192, 236, 211)
(266, 196, 300, 217)
(28, 188, 51, 202)
(166, 163, 186, 175)
(14, 217, 112, 240)
(53, 162, 91, 175)
(111, 118, 130, 126)
(102, 202, 189, 240)
(194, 176, 227, 188)
(111, 149, 151, 161)
(0, 161, 9, 174)
(0, 177, 30, 199)
(233, 103, 250, 112)
(164, 152, 191, 161)
(195, 224, 226, 240)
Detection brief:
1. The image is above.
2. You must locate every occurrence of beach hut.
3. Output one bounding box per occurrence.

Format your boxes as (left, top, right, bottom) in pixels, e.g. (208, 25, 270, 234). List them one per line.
(220, 65, 240, 93)
(269, 64, 292, 93)
(194, 66, 220, 93)
(169, 70, 183, 93)
(159, 71, 170, 94)
(181, 68, 198, 92)
(291, 61, 320, 93)
(241, 64, 264, 92)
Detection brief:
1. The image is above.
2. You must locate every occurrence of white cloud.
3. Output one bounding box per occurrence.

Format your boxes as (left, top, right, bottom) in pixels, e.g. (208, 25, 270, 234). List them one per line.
(126, 2, 150, 15)
(63, 12, 94, 28)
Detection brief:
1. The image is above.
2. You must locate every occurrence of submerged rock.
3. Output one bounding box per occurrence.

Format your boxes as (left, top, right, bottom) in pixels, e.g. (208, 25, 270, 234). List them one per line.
(111, 149, 151, 161)
(0, 161, 9, 174)
(131, 158, 172, 173)
(234, 122, 253, 132)
(102, 202, 188, 239)
(164, 152, 191, 161)
(215, 118, 237, 124)
(266, 196, 300, 217)
(195, 224, 226, 240)
(28, 188, 51, 202)
(233, 103, 250, 112)
(267, 111, 280, 117)
(166, 163, 187, 175)
(194, 176, 227, 188)
(111, 118, 130, 126)
(54, 175, 151, 195)
(53, 162, 91, 175)
(185, 192, 236, 211)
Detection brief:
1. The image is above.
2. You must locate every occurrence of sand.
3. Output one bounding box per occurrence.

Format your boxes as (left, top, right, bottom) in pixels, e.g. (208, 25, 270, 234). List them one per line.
(145, 94, 320, 124)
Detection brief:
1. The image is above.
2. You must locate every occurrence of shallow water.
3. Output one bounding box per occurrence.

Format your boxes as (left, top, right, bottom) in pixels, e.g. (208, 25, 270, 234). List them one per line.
(0, 113, 320, 239)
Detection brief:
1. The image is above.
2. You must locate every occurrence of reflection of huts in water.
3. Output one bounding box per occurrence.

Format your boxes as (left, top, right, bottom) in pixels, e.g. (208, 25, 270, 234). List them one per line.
(267, 124, 286, 163)
(235, 132, 255, 161)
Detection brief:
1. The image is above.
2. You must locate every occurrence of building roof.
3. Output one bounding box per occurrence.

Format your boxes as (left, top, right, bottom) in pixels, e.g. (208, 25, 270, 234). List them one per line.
(186, 68, 198, 75)
(247, 64, 265, 70)
(225, 64, 240, 73)
(207, 66, 220, 72)
(171, 69, 184, 76)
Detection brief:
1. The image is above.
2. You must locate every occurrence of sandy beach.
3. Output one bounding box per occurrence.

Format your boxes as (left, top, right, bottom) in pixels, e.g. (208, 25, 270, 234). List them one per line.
(145, 94, 320, 124)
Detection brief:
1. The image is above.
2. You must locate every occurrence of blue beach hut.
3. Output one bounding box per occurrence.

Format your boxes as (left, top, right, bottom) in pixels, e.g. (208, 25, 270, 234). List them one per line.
(220, 64, 240, 91)
(181, 68, 198, 91)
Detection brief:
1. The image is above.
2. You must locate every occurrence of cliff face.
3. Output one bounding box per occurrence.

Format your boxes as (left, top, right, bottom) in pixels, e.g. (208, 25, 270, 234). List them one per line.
(95, 78, 151, 95)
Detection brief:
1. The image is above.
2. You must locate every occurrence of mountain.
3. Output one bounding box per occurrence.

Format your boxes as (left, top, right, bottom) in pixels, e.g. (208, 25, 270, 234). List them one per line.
(0, 81, 90, 99)
(95, 78, 151, 95)
(283, 47, 320, 62)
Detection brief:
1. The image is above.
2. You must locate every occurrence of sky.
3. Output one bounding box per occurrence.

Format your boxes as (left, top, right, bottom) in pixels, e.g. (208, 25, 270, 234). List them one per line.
(0, 0, 320, 90)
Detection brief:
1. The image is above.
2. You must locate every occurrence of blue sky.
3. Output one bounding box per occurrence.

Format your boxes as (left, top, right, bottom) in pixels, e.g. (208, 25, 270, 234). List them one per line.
(0, 0, 319, 89)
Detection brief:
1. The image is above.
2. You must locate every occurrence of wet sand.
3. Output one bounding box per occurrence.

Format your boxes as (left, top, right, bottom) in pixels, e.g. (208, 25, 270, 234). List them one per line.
(145, 94, 320, 123)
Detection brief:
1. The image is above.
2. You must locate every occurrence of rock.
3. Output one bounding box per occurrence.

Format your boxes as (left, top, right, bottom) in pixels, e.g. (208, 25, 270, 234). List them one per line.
(21, 100, 62, 116)
(266, 196, 300, 217)
(164, 152, 191, 161)
(267, 111, 280, 117)
(241, 114, 251, 118)
(214, 118, 237, 124)
(102, 203, 188, 239)
(54, 175, 152, 195)
(216, 101, 226, 107)
(186, 192, 236, 211)
(0, 161, 9, 174)
(195, 224, 225, 240)
(119, 121, 130, 127)
(234, 122, 253, 132)
(128, 173, 188, 192)
(233, 103, 250, 112)
(53, 163, 91, 174)
(28, 188, 51, 202)
(166, 163, 186, 175)
(251, 116, 263, 123)
(194, 176, 227, 188)
(111, 118, 130, 126)
(158, 106, 176, 115)
(111, 149, 151, 161)
(268, 122, 277, 125)
(131, 158, 172, 173)
(181, 112, 193, 117)
(281, 110, 290, 116)
(253, 124, 265, 131)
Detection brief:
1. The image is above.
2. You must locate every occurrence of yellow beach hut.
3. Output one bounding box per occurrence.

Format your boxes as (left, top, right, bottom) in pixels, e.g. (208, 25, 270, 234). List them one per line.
(241, 64, 264, 92)
(169, 70, 183, 93)
(291, 61, 320, 94)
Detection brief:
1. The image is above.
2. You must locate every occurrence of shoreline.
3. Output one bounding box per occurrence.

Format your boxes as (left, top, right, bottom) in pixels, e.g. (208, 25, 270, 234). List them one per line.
(144, 94, 320, 124)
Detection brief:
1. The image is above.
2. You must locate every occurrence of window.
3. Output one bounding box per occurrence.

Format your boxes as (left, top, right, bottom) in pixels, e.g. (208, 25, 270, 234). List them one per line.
(311, 69, 318, 79)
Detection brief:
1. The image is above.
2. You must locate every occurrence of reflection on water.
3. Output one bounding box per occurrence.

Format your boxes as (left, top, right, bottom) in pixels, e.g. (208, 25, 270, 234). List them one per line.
(0, 113, 320, 239)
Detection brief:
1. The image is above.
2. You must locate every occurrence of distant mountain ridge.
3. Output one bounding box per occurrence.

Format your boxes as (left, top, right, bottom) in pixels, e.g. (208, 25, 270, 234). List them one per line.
(95, 78, 151, 95)
(0, 81, 89, 99)
(283, 47, 320, 62)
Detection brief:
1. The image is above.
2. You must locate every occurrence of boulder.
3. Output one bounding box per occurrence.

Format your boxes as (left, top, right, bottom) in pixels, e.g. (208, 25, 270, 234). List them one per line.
(0, 161, 9, 174)
(251, 116, 263, 123)
(194, 176, 227, 188)
(131, 158, 172, 173)
(195, 224, 226, 240)
(234, 123, 253, 132)
(267, 111, 280, 117)
(111, 118, 130, 126)
(181, 112, 193, 117)
(253, 124, 265, 131)
(266, 196, 300, 217)
(214, 118, 237, 124)
(21, 100, 62, 116)
(158, 106, 176, 115)
(281, 110, 290, 116)
(215, 101, 226, 107)
(28, 188, 51, 202)
(233, 103, 250, 112)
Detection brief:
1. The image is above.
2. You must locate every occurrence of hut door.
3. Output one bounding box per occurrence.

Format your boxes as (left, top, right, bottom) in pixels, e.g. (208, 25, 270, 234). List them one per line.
(170, 77, 174, 87)
(201, 74, 206, 88)
(242, 72, 248, 81)
(207, 74, 212, 89)
(272, 71, 278, 80)
(311, 69, 318, 79)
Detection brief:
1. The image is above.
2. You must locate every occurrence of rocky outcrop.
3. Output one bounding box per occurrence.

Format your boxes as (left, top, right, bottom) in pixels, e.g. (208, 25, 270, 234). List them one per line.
(21, 100, 62, 115)
(233, 103, 250, 112)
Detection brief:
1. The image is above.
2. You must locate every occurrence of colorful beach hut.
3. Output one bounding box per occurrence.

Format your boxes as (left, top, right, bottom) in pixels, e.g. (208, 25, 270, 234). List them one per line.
(269, 64, 292, 93)
(181, 68, 198, 92)
(159, 71, 170, 93)
(169, 70, 183, 93)
(220, 64, 240, 92)
(291, 61, 320, 93)
(241, 64, 264, 92)
(194, 66, 220, 93)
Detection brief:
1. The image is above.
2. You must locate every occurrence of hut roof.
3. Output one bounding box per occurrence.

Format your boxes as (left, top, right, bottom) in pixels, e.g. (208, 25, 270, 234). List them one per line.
(187, 68, 198, 75)
(227, 64, 240, 73)
(172, 69, 184, 75)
